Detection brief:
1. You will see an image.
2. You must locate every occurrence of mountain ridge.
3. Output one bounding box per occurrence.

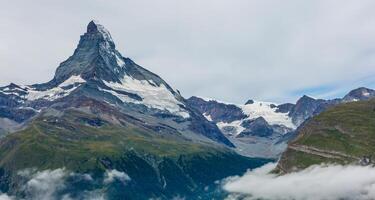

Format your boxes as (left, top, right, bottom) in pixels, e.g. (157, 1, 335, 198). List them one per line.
(187, 86, 375, 158)
(276, 98, 375, 173)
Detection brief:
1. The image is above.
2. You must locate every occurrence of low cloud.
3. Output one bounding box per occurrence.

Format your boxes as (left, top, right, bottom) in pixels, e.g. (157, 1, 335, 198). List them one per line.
(11, 168, 105, 200)
(223, 163, 375, 200)
(22, 168, 68, 200)
(103, 169, 131, 184)
(61, 190, 106, 200)
(0, 193, 13, 200)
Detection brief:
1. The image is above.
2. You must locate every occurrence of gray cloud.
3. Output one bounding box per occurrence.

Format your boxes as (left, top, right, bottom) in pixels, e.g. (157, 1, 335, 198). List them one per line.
(223, 163, 375, 200)
(1, 0, 375, 103)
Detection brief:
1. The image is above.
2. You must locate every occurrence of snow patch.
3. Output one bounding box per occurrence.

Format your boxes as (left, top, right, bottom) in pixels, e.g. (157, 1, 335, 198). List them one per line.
(26, 75, 85, 101)
(203, 113, 213, 121)
(217, 121, 245, 136)
(199, 99, 296, 136)
(59, 75, 86, 87)
(115, 54, 125, 67)
(103, 75, 189, 118)
(240, 101, 295, 129)
(196, 96, 233, 105)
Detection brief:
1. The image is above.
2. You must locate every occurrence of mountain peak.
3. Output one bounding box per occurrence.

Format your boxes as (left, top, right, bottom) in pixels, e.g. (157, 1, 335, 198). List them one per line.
(87, 20, 102, 32)
(86, 20, 113, 43)
(343, 87, 375, 101)
(51, 20, 123, 84)
(244, 99, 254, 105)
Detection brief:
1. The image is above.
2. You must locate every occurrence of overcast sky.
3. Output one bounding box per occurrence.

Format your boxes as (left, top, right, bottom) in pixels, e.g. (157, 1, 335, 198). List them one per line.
(1, 0, 375, 103)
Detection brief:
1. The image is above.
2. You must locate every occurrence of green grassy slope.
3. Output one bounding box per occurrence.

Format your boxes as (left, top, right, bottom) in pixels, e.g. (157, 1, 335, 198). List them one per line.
(277, 99, 375, 173)
(0, 109, 270, 199)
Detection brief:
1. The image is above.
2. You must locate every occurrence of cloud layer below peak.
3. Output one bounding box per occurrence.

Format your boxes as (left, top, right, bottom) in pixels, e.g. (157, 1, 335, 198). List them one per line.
(223, 163, 375, 200)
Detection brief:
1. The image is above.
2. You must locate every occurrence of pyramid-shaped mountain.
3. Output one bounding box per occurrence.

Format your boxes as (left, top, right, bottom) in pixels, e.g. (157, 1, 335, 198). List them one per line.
(0, 20, 232, 147)
(0, 21, 271, 199)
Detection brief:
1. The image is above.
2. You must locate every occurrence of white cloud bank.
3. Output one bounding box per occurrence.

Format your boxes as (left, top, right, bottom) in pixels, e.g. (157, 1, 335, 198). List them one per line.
(24, 168, 67, 200)
(1, 168, 128, 200)
(223, 163, 375, 200)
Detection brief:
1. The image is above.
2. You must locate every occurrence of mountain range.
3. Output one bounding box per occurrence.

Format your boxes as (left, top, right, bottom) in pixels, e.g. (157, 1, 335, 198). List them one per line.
(186, 87, 375, 158)
(0, 21, 270, 199)
(0, 21, 374, 199)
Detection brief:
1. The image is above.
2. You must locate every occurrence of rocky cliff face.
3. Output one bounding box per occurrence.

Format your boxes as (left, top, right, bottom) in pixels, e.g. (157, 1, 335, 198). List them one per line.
(288, 95, 326, 126)
(237, 117, 274, 138)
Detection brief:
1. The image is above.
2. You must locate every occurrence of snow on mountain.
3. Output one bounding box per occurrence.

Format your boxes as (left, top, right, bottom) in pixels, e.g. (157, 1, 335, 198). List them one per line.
(240, 101, 295, 129)
(342, 87, 375, 102)
(115, 54, 126, 67)
(0, 21, 233, 147)
(26, 75, 85, 101)
(201, 99, 295, 136)
(102, 75, 189, 118)
(0, 75, 86, 102)
(0, 21, 191, 121)
(216, 120, 245, 136)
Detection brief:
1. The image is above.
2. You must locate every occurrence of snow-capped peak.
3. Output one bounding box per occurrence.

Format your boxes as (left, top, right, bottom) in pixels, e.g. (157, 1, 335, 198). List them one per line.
(196, 98, 296, 137)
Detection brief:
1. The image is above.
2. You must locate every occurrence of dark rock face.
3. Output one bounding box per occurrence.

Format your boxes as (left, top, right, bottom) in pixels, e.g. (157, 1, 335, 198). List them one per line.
(287, 87, 375, 126)
(270, 104, 277, 108)
(276, 103, 294, 113)
(288, 95, 326, 126)
(187, 109, 235, 147)
(245, 99, 254, 105)
(342, 87, 375, 102)
(237, 117, 274, 138)
(53, 20, 119, 84)
(0, 84, 37, 124)
(186, 96, 247, 123)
